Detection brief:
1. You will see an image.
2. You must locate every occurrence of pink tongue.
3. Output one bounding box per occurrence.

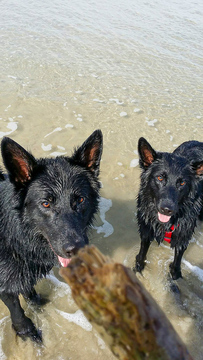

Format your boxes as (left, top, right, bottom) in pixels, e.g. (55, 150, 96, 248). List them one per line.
(57, 256, 71, 267)
(158, 212, 171, 223)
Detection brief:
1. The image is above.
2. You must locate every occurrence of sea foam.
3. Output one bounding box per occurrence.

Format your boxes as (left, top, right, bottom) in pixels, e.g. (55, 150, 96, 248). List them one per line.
(57, 309, 92, 331)
(94, 197, 114, 238)
(183, 260, 203, 282)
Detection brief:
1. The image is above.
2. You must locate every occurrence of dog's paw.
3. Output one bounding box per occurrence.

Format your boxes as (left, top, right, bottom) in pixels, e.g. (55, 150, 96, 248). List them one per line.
(30, 293, 49, 306)
(23, 290, 49, 306)
(133, 257, 145, 273)
(169, 263, 182, 280)
(13, 317, 42, 344)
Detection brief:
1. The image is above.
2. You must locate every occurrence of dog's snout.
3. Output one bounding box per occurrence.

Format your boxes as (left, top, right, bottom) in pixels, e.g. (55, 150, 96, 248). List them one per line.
(158, 195, 177, 217)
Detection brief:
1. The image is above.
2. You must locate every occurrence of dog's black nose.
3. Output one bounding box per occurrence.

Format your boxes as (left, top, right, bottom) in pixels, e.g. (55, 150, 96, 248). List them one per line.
(62, 241, 86, 258)
(160, 207, 173, 216)
(62, 244, 78, 258)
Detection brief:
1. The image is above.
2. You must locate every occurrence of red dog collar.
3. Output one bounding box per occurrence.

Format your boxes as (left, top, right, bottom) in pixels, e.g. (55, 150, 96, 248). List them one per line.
(164, 224, 177, 243)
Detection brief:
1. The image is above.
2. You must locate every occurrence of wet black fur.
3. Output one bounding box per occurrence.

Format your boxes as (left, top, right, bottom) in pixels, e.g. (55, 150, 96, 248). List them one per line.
(0, 130, 103, 343)
(135, 138, 203, 280)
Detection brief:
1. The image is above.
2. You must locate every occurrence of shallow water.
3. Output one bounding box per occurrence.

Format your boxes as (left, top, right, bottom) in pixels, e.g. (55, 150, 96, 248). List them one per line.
(0, 0, 203, 359)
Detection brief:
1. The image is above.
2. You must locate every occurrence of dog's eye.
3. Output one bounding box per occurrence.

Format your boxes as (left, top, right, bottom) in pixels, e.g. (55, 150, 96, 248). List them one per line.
(157, 176, 163, 181)
(78, 197, 84, 204)
(42, 201, 50, 208)
(71, 196, 85, 211)
(180, 181, 186, 186)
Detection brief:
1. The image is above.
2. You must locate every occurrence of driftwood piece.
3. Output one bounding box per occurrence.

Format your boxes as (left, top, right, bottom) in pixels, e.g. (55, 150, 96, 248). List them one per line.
(60, 245, 193, 360)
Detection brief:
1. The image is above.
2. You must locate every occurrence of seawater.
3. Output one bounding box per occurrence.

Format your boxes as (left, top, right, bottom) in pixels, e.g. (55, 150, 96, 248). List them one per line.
(0, 0, 202, 359)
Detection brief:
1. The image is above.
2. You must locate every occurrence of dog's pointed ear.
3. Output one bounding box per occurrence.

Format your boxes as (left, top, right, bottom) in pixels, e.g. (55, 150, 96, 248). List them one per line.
(191, 161, 203, 176)
(138, 137, 157, 168)
(1, 137, 37, 186)
(71, 130, 103, 176)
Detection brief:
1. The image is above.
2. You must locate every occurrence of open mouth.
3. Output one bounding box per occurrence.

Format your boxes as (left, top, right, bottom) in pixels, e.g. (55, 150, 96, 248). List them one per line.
(158, 212, 171, 223)
(57, 255, 72, 268)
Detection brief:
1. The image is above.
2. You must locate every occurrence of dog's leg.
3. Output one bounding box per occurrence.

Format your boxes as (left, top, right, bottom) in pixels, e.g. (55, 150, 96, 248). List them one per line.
(23, 287, 49, 306)
(169, 245, 187, 280)
(0, 292, 42, 343)
(134, 238, 152, 273)
(134, 223, 153, 273)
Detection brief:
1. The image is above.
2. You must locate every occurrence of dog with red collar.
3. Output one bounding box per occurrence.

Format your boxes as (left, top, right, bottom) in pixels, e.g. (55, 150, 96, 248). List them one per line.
(135, 137, 203, 280)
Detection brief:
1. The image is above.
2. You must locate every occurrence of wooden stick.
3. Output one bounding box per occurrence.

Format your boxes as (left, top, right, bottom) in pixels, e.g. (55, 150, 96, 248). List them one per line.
(60, 245, 193, 360)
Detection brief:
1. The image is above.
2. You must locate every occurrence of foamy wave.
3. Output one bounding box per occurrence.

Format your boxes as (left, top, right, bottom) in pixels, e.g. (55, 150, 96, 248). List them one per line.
(93, 197, 114, 238)
(0, 317, 7, 359)
(0, 121, 18, 139)
(183, 259, 203, 282)
(146, 119, 157, 126)
(130, 158, 139, 168)
(44, 127, 62, 138)
(47, 274, 72, 297)
(41, 143, 52, 151)
(50, 151, 67, 157)
(94, 331, 106, 349)
(109, 98, 124, 105)
(57, 309, 92, 331)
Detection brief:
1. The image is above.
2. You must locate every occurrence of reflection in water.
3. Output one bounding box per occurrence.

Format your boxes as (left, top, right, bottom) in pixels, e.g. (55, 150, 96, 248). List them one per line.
(0, 0, 202, 359)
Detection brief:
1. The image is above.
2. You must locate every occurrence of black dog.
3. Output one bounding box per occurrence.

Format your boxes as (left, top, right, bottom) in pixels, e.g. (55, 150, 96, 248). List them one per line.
(0, 129, 103, 343)
(135, 137, 203, 280)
